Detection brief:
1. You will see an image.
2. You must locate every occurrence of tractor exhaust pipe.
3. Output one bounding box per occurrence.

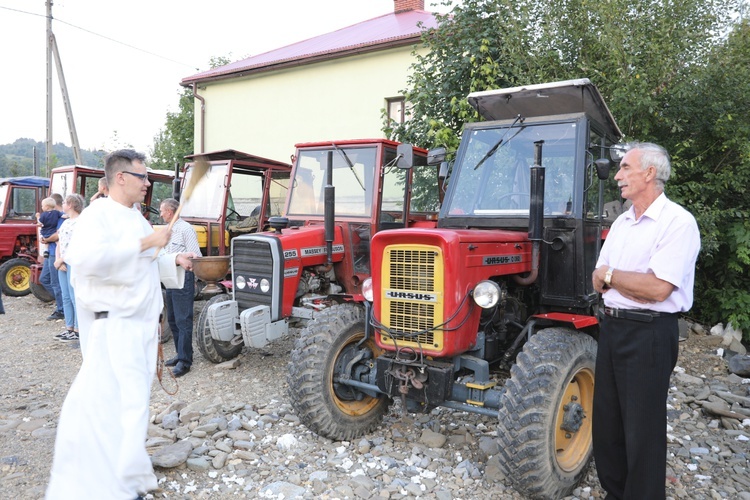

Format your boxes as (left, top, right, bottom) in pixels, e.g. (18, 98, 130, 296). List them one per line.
(514, 140, 544, 286)
(324, 151, 335, 264)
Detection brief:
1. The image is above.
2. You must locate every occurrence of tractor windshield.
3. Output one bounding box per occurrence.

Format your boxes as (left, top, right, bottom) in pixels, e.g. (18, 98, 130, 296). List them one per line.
(443, 121, 578, 217)
(287, 146, 377, 217)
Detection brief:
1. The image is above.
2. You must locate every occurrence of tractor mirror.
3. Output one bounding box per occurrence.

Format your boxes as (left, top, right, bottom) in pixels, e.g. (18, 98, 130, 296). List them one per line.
(610, 145, 627, 162)
(595, 159, 611, 180)
(396, 144, 414, 169)
(427, 147, 446, 166)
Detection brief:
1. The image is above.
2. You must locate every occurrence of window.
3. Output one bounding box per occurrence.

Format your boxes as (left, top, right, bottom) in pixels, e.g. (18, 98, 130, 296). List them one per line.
(386, 97, 407, 125)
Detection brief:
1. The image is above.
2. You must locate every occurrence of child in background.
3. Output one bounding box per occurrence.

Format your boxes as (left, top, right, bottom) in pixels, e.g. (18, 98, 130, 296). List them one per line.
(36, 197, 62, 257)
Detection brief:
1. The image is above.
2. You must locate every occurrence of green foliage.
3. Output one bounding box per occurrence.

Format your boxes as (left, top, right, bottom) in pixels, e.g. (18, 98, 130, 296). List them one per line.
(0, 138, 105, 178)
(387, 0, 750, 337)
(150, 87, 195, 171)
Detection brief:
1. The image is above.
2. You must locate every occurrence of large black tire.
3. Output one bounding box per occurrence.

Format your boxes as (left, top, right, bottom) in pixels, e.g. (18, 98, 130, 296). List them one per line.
(497, 328, 597, 500)
(0, 258, 32, 297)
(196, 293, 242, 363)
(287, 303, 391, 441)
(30, 281, 54, 302)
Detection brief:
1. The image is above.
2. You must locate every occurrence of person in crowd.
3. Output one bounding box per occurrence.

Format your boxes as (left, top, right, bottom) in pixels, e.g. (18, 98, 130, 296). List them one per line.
(36, 197, 60, 258)
(592, 142, 700, 499)
(90, 176, 109, 202)
(53, 194, 85, 343)
(159, 198, 201, 377)
(39, 194, 65, 321)
(46, 150, 197, 499)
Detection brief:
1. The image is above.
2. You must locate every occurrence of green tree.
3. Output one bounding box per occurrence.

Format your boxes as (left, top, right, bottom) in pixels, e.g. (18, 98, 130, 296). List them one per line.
(150, 87, 195, 171)
(387, 0, 749, 335)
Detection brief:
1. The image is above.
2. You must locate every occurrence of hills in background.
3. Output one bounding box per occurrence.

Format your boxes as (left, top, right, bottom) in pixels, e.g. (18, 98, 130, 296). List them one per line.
(0, 138, 107, 178)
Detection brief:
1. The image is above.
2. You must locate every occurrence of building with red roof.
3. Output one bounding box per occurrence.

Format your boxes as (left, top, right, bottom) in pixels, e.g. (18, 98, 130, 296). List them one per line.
(180, 0, 438, 162)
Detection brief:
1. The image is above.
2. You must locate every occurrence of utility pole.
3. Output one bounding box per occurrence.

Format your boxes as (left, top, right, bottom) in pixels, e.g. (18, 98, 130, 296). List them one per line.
(45, 0, 52, 176)
(45, 0, 83, 175)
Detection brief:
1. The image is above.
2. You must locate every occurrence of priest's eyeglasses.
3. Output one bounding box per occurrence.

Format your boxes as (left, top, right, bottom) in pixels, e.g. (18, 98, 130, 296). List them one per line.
(122, 171, 148, 182)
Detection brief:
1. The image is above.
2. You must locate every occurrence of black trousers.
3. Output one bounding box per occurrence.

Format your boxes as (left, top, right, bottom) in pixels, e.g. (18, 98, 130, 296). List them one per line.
(165, 271, 195, 366)
(593, 314, 679, 500)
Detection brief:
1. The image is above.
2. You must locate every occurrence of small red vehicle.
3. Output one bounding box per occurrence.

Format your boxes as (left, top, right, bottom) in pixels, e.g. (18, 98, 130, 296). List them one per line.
(0, 176, 49, 297)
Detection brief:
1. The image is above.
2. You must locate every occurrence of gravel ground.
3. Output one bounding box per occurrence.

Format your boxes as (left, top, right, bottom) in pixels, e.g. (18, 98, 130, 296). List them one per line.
(1, 293, 748, 500)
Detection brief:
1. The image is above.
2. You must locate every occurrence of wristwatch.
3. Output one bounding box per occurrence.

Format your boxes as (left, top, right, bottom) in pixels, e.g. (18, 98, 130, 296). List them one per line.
(604, 267, 614, 287)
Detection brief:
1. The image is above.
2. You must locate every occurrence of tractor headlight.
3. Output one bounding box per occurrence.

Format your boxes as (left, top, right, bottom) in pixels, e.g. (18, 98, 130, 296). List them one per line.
(472, 281, 501, 309)
(236, 275, 246, 290)
(362, 278, 374, 302)
(260, 278, 270, 293)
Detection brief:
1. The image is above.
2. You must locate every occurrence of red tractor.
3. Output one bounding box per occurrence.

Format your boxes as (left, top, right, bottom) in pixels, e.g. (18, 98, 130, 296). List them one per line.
(195, 139, 442, 363)
(0, 176, 49, 297)
(287, 79, 625, 499)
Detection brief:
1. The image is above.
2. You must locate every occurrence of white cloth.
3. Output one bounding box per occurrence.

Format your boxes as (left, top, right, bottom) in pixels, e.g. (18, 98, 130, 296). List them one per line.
(46, 197, 178, 500)
(596, 193, 700, 312)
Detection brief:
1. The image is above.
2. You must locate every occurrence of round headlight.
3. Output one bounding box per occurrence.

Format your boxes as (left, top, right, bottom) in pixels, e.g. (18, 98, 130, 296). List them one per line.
(260, 278, 270, 293)
(236, 275, 246, 290)
(362, 278, 374, 302)
(472, 281, 501, 309)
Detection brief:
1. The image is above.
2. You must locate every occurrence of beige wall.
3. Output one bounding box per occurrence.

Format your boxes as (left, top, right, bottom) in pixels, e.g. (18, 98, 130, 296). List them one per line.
(193, 45, 424, 162)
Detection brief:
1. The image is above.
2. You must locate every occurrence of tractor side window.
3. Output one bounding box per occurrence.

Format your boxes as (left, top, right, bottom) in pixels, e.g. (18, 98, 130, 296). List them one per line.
(8, 187, 37, 219)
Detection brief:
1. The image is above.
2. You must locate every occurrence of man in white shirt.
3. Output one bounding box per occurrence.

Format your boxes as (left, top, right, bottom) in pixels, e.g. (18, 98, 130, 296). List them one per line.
(159, 197, 202, 377)
(46, 150, 196, 500)
(592, 142, 700, 499)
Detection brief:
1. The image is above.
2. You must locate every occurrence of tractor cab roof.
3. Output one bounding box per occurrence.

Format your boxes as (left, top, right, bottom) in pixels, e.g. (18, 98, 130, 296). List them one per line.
(0, 176, 50, 188)
(467, 78, 622, 140)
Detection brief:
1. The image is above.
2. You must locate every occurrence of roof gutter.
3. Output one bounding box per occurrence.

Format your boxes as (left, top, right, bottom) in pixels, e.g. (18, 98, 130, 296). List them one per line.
(192, 83, 206, 154)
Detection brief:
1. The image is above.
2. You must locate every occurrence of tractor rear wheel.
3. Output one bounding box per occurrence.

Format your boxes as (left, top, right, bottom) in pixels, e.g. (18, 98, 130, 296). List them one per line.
(0, 258, 32, 297)
(497, 328, 597, 499)
(196, 293, 242, 363)
(30, 281, 54, 302)
(288, 303, 391, 441)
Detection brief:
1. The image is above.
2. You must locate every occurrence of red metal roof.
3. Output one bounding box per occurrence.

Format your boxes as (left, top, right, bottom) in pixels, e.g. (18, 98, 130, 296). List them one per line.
(181, 10, 437, 85)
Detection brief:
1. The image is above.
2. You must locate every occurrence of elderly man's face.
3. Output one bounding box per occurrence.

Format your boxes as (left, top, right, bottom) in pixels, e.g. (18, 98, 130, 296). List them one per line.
(159, 204, 175, 223)
(614, 149, 655, 202)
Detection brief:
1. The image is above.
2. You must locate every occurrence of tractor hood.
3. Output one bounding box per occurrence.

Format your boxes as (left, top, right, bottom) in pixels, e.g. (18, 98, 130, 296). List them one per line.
(467, 78, 622, 140)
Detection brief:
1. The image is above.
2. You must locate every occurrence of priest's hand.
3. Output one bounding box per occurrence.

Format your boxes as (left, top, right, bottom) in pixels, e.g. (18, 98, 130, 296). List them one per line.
(141, 228, 171, 252)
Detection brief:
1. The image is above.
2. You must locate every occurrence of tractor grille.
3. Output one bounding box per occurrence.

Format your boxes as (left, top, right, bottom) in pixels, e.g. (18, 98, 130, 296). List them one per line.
(380, 245, 444, 350)
(232, 238, 277, 313)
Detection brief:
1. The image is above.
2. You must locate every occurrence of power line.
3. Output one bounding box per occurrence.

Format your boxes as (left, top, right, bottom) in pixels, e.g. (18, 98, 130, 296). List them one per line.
(0, 4, 199, 70)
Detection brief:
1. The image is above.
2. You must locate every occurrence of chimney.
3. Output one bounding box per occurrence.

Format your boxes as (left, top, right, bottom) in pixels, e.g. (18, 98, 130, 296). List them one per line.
(394, 0, 425, 13)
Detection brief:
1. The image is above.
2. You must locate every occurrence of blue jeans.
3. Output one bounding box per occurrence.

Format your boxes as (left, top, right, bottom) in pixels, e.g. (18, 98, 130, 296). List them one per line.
(40, 253, 63, 314)
(58, 265, 78, 330)
(165, 272, 195, 366)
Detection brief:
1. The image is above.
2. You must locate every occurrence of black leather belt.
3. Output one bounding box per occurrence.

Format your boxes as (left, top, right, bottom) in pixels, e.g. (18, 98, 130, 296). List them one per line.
(603, 307, 676, 323)
(94, 311, 109, 320)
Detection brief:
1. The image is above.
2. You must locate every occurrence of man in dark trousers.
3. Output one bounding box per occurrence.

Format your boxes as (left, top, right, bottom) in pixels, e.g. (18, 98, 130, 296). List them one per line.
(159, 198, 201, 377)
(592, 142, 700, 499)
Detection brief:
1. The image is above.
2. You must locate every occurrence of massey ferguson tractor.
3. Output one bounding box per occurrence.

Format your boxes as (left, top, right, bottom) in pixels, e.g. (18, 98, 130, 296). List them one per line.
(196, 139, 442, 363)
(286, 79, 624, 499)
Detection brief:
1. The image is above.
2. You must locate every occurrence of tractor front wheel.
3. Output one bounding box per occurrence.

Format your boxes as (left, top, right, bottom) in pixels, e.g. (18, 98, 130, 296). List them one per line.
(0, 258, 32, 297)
(196, 293, 242, 363)
(288, 303, 391, 441)
(497, 327, 597, 499)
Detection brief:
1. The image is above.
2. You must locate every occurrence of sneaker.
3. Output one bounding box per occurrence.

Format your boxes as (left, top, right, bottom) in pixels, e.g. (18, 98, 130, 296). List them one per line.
(59, 331, 79, 343)
(55, 330, 72, 338)
(47, 311, 65, 321)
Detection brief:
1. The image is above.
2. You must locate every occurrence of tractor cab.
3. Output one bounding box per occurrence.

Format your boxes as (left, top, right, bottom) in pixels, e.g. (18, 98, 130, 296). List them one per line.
(177, 149, 291, 256)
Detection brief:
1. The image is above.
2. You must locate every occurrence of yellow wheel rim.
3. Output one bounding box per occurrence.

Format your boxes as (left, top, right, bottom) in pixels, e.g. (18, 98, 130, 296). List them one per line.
(5, 264, 30, 292)
(554, 366, 595, 471)
(330, 333, 384, 417)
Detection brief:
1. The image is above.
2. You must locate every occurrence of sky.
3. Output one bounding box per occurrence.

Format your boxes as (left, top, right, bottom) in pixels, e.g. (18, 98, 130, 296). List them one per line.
(0, 0, 454, 156)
